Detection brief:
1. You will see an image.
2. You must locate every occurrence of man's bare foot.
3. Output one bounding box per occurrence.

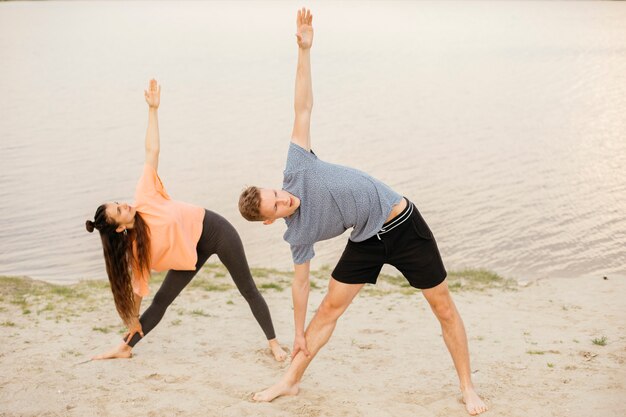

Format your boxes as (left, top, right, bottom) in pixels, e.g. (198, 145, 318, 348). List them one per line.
(92, 342, 132, 360)
(268, 339, 288, 362)
(252, 380, 299, 402)
(462, 386, 488, 415)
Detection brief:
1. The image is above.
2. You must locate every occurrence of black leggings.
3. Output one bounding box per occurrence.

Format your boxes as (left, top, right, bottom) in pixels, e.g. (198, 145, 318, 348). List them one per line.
(127, 209, 276, 347)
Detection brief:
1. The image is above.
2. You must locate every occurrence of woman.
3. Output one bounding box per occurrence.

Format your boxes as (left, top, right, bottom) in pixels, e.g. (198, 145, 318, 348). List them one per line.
(86, 79, 286, 362)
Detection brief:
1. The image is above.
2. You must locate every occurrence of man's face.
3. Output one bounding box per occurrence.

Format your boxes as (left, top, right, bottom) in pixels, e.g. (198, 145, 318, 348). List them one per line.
(258, 188, 300, 223)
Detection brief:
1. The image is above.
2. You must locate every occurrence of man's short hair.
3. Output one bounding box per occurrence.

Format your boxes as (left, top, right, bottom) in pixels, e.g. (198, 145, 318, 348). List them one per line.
(238, 186, 264, 221)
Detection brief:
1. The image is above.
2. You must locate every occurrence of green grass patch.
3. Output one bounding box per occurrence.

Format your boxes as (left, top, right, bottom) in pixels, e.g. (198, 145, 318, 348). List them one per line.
(259, 282, 284, 291)
(80, 279, 111, 290)
(191, 309, 210, 317)
(188, 272, 233, 292)
(0, 276, 104, 312)
(547, 363, 555, 368)
(0, 276, 51, 299)
(527, 349, 560, 355)
(171, 319, 182, 326)
(92, 326, 112, 334)
(149, 271, 167, 285)
(400, 287, 417, 295)
(1, 321, 15, 327)
(250, 268, 269, 278)
(226, 300, 234, 305)
(37, 303, 55, 314)
(202, 263, 228, 274)
(592, 336, 607, 346)
(379, 273, 411, 288)
(250, 267, 292, 279)
(204, 263, 225, 270)
(446, 269, 517, 291)
(447, 281, 463, 291)
(11, 297, 28, 307)
(49, 285, 80, 298)
(362, 287, 390, 297)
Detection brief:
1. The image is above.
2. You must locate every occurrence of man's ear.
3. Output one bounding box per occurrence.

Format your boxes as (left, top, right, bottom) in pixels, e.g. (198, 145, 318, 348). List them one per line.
(262, 218, 275, 225)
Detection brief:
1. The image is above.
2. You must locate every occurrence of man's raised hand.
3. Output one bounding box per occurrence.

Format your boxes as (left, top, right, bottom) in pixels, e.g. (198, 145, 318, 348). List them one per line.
(296, 8, 314, 49)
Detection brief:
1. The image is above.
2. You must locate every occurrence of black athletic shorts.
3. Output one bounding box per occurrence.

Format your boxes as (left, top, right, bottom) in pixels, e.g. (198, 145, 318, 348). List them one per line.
(332, 198, 447, 290)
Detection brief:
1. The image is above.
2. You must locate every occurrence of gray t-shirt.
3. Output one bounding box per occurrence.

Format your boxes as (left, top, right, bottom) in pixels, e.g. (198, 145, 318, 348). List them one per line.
(283, 142, 403, 264)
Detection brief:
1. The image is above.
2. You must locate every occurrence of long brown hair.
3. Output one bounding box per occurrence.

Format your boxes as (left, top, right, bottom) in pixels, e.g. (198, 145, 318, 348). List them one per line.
(86, 204, 151, 324)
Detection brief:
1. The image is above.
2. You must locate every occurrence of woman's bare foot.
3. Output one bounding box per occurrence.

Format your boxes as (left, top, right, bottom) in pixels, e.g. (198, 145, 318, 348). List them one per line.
(268, 339, 288, 362)
(253, 380, 299, 402)
(462, 386, 488, 415)
(92, 342, 133, 360)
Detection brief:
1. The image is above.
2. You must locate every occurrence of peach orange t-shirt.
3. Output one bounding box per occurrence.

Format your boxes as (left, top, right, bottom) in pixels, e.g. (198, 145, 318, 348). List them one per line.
(131, 164, 205, 297)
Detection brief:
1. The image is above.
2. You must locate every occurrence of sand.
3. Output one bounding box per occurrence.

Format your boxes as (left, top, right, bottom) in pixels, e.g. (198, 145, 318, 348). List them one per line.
(0, 266, 624, 417)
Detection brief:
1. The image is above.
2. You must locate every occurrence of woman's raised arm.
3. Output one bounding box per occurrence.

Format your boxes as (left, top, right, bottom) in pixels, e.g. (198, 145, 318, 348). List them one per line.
(144, 79, 161, 170)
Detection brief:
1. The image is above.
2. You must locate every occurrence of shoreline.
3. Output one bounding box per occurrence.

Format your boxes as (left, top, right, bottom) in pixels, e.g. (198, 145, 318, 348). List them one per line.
(1, 266, 624, 416)
(8, 263, 622, 288)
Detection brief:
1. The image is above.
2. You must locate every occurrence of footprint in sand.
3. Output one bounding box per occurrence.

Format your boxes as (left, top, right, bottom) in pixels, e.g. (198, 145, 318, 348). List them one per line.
(359, 328, 386, 335)
(145, 373, 190, 384)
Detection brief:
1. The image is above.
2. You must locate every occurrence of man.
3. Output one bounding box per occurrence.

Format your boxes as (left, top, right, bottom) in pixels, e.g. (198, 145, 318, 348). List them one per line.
(238, 8, 487, 416)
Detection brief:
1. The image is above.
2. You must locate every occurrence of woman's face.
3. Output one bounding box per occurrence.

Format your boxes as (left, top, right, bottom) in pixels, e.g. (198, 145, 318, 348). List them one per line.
(105, 201, 136, 230)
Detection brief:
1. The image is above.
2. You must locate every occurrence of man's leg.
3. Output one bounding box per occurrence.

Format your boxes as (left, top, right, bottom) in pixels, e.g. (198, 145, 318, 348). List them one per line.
(253, 278, 364, 402)
(421, 279, 488, 415)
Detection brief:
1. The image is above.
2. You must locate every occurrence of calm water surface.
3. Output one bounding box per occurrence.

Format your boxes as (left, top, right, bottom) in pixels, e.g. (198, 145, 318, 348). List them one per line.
(0, 1, 625, 284)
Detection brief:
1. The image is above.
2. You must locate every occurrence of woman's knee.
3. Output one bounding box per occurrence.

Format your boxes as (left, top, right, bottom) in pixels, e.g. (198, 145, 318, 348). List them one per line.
(238, 284, 261, 301)
(151, 290, 174, 310)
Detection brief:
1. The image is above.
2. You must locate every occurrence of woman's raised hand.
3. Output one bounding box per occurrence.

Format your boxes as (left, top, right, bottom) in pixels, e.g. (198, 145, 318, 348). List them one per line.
(144, 78, 161, 109)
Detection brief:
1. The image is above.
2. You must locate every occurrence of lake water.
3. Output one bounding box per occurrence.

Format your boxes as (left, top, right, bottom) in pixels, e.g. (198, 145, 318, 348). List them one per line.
(1, 1, 624, 284)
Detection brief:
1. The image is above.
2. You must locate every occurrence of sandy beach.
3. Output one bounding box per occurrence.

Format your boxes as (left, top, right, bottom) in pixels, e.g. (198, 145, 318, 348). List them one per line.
(0, 266, 624, 417)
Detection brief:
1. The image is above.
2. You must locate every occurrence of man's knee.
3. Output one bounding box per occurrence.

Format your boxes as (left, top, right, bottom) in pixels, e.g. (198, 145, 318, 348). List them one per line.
(423, 281, 457, 322)
(431, 300, 456, 323)
(317, 296, 346, 322)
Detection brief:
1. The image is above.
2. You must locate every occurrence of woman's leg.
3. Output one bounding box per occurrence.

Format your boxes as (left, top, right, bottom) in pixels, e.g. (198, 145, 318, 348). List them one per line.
(93, 251, 210, 359)
(127, 239, 212, 347)
(215, 221, 276, 340)
(208, 210, 286, 360)
(127, 263, 207, 347)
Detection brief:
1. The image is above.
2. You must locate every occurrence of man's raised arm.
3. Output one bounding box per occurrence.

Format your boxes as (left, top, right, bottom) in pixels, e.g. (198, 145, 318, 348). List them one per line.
(291, 8, 314, 152)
